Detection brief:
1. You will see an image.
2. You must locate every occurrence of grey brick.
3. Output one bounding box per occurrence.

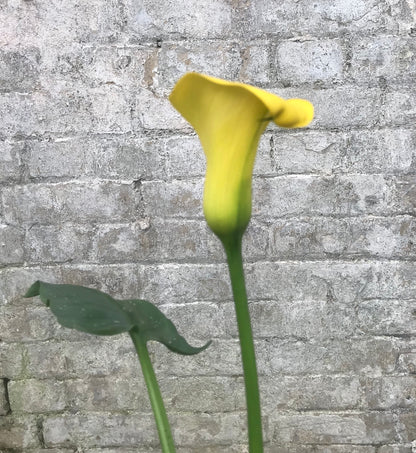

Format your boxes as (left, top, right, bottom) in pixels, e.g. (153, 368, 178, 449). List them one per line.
(271, 412, 397, 445)
(9, 378, 66, 413)
(350, 36, 416, 85)
(235, 299, 356, 340)
(248, 0, 393, 37)
(397, 353, 416, 374)
(41, 46, 158, 92)
(157, 41, 241, 94)
(0, 304, 56, 342)
(268, 216, 416, 260)
(2, 182, 140, 225)
(0, 224, 24, 265)
(0, 85, 132, 136)
(0, 415, 40, 449)
(259, 338, 397, 375)
(134, 88, 188, 130)
(0, 342, 25, 378)
(153, 339, 242, 376)
(43, 413, 157, 448)
(270, 446, 376, 453)
(357, 299, 416, 337)
(0, 48, 40, 92)
(125, 0, 233, 40)
(276, 39, 344, 84)
(378, 446, 413, 453)
(24, 337, 138, 379)
(27, 135, 164, 181)
(93, 219, 220, 264)
(385, 90, 416, 127)
(239, 42, 272, 85)
(0, 379, 9, 415)
(283, 86, 383, 128)
(65, 376, 149, 412)
(164, 135, 205, 179)
(362, 376, 416, 410)
(253, 175, 414, 218)
(0, 141, 22, 183)
(398, 413, 416, 443)
(261, 375, 361, 413)
(0, 266, 61, 305)
(26, 224, 94, 264)
(0, 0, 126, 49)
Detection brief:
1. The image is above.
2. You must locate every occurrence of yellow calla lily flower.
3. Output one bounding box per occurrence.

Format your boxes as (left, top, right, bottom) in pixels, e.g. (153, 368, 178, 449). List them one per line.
(169, 73, 314, 241)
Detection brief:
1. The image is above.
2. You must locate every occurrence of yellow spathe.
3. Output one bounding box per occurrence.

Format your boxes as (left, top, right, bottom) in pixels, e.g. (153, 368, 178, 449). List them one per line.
(169, 73, 314, 240)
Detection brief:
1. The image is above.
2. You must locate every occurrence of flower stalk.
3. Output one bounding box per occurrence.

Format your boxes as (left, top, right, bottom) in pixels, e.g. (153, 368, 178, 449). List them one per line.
(222, 234, 263, 452)
(130, 327, 176, 453)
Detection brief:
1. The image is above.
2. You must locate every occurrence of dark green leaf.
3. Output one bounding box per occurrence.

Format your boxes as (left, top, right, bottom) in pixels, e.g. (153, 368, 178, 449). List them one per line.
(25, 281, 210, 355)
(25, 281, 134, 336)
(118, 299, 210, 355)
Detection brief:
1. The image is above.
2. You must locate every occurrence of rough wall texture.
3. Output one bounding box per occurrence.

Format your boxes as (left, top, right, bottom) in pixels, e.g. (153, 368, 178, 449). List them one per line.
(1, 0, 416, 452)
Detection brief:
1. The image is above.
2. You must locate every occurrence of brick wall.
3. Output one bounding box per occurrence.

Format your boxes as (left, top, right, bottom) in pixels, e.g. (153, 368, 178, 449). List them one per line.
(1, 0, 416, 451)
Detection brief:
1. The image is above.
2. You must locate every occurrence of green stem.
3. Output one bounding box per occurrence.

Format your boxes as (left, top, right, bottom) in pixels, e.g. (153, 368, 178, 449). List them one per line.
(129, 328, 176, 453)
(222, 235, 263, 453)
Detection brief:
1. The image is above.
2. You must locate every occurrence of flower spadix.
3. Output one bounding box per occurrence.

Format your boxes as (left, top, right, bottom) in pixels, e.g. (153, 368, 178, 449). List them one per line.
(169, 73, 314, 241)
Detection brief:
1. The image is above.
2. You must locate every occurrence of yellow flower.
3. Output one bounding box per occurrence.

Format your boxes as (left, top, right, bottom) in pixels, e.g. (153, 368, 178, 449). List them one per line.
(169, 73, 314, 241)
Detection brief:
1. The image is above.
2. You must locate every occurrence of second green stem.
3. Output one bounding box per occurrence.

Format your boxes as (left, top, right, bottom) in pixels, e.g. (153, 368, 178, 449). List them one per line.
(129, 328, 176, 453)
(223, 235, 263, 453)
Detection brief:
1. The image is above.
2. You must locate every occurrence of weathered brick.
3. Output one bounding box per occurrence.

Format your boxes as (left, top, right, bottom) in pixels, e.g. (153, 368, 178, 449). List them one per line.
(239, 42, 272, 85)
(271, 412, 398, 445)
(398, 353, 416, 374)
(248, 0, 393, 37)
(230, 299, 356, 340)
(0, 140, 22, 184)
(282, 86, 383, 128)
(26, 224, 94, 264)
(398, 413, 416, 443)
(27, 135, 164, 181)
(0, 224, 25, 264)
(261, 375, 361, 413)
(24, 337, 137, 379)
(41, 46, 158, 92)
(43, 413, 157, 448)
(259, 338, 397, 375)
(134, 88, 187, 130)
(0, 342, 25, 378)
(93, 219, 220, 264)
(153, 339, 242, 376)
(350, 36, 416, 85)
(0, 304, 56, 342)
(126, 0, 233, 40)
(253, 175, 414, 218)
(164, 135, 205, 179)
(378, 446, 413, 453)
(0, 267, 61, 306)
(157, 41, 241, 94)
(0, 48, 40, 92)
(385, 90, 416, 127)
(276, 39, 344, 84)
(9, 378, 66, 413)
(270, 445, 376, 453)
(362, 376, 416, 410)
(2, 181, 140, 225)
(65, 376, 149, 412)
(0, 85, 132, 136)
(0, 415, 40, 449)
(0, 378, 9, 415)
(357, 299, 416, 337)
(0, 0, 126, 49)
(268, 216, 416, 260)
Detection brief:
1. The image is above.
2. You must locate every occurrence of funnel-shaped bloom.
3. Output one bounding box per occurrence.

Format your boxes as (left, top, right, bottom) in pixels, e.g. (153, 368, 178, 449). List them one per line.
(169, 73, 313, 241)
